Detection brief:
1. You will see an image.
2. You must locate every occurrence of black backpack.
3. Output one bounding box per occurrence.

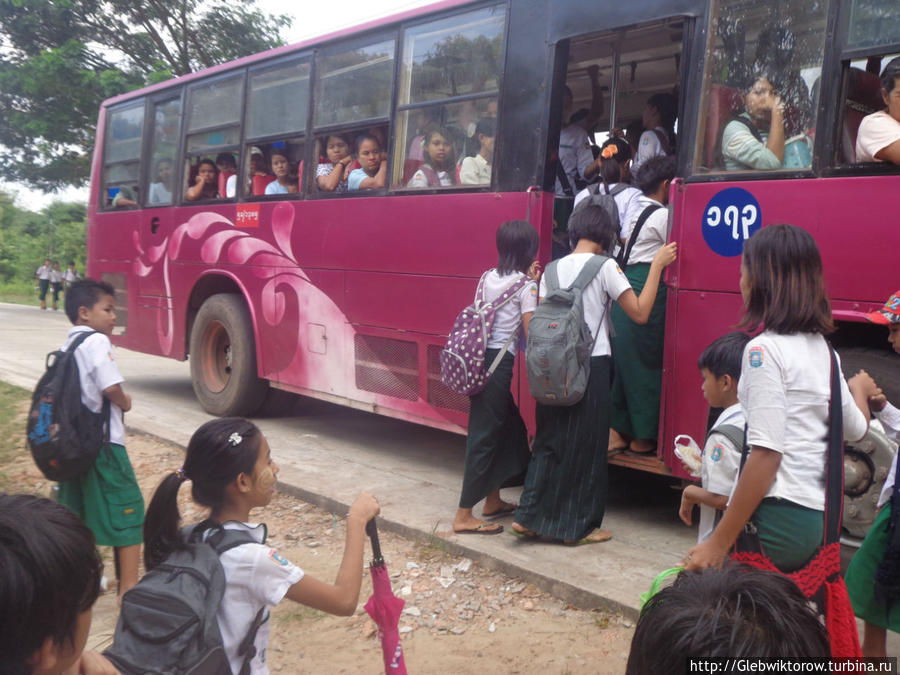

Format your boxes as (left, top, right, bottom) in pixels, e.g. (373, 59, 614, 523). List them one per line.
(575, 181, 628, 236)
(27, 330, 110, 481)
(105, 521, 267, 675)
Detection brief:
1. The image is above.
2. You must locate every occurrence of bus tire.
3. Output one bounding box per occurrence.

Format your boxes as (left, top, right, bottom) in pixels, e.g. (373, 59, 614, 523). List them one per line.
(838, 346, 900, 541)
(189, 293, 268, 416)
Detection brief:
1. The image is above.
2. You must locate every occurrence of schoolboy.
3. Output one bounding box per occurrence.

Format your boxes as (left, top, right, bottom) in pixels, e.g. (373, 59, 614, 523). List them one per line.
(844, 290, 900, 657)
(57, 279, 143, 602)
(678, 331, 751, 542)
(0, 493, 118, 675)
(626, 565, 830, 673)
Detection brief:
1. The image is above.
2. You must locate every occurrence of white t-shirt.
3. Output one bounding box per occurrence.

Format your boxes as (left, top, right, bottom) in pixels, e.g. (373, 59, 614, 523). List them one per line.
(459, 154, 491, 185)
(36, 265, 51, 280)
(407, 167, 453, 188)
(64, 268, 79, 284)
(624, 196, 669, 264)
(875, 402, 900, 508)
(555, 124, 594, 197)
(49, 268, 64, 284)
(480, 270, 537, 354)
(855, 110, 900, 163)
(539, 253, 632, 357)
(148, 182, 172, 204)
(632, 127, 668, 173)
(737, 332, 869, 510)
(208, 521, 304, 675)
(572, 183, 644, 239)
(61, 326, 126, 446)
(698, 403, 744, 543)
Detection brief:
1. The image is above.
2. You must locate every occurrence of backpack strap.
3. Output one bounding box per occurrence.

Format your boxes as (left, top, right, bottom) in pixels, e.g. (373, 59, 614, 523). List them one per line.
(63, 330, 112, 444)
(484, 274, 532, 378)
(652, 128, 672, 155)
(544, 259, 561, 294)
(729, 114, 764, 144)
(618, 204, 664, 270)
(569, 254, 609, 293)
(555, 161, 574, 197)
(709, 423, 746, 456)
(608, 183, 628, 197)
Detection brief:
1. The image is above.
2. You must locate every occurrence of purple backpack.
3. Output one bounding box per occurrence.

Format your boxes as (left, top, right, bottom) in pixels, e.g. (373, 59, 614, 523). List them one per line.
(440, 271, 530, 396)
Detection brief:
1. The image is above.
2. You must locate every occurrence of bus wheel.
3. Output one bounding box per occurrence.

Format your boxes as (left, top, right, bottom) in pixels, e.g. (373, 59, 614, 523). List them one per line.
(839, 347, 900, 542)
(189, 293, 268, 416)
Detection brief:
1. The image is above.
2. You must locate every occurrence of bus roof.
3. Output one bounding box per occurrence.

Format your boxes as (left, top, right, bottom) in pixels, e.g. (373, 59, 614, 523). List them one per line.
(101, 0, 475, 108)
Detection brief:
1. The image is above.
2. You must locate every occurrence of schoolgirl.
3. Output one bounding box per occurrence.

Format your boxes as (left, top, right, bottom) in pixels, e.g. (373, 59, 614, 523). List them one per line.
(452, 220, 540, 535)
(684, 224, 871, 572)
(316, 134, 352, 193)
(185, 159, 219, 201)
(512, 204, 677, 545)
(573, 137, 643, 242)
(143, 418, 379, 674)
(265, 150, 299, 195)
(407, 127, 456, 188)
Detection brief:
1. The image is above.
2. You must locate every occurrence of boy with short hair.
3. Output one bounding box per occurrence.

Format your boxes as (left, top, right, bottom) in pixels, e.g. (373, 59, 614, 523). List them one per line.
(57, 279, 143, 602)
(844, 290, 900, 657)
(0, 493, 117, 674)
(678, 331, 751, 542)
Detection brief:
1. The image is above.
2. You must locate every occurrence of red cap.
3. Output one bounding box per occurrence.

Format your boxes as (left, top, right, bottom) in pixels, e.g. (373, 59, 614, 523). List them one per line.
(865, 291, 900, 325)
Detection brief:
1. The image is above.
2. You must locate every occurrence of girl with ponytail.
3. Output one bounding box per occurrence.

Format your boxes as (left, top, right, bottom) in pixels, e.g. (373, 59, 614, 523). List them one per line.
(143, 417, 380, 675)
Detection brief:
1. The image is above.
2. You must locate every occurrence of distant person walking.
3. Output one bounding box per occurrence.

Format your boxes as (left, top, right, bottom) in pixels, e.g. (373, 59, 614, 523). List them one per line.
(63, 260, 81, 290)
(34, 258, 52, 310)
(49, 261, 64, 311)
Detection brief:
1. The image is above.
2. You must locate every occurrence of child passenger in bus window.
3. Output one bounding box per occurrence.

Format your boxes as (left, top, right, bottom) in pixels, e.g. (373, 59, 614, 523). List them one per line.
(185, 159, 219, 201)
(459, 118, 494, 186)
(856, 56, 900, 164)
(408, 127, 456, 188)
(265, 150, 299, 195)
(347, 134, 386, 191)
(316, 135, 353, 193)
(148, 159, 174, 204)
(721, 75, 785, 171)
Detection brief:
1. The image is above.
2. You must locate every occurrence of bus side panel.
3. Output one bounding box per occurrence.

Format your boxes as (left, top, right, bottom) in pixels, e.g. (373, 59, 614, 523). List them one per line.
(661, 289, 745, 480)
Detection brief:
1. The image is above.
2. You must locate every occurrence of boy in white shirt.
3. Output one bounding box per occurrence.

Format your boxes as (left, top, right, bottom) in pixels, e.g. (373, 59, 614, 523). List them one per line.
(845, 289, 900, 657)
(679, 332, 751, 541)
(56, 279, 143, 603)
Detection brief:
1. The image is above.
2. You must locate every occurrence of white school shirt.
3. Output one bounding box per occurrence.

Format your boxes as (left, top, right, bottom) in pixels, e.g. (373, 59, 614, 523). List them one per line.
(61, 326, 126, 446)
(459, 154, 491, 185)
(36, 265, 51, 280)
(555, 124, 594, 197)
(737, 332, 868, 511)
(49, 268, 64, 284)
(63, 268, 79, 284)
(207, 521, 304, 675)
(632, 127, 668, 173)
(623, 196, 669, 264)
(698, 404, 744, 543)
(572, 183, 644, 240)
(539, 253, 632, 357)
(875, 402, 900, 508)
(481, 270, 537, 354)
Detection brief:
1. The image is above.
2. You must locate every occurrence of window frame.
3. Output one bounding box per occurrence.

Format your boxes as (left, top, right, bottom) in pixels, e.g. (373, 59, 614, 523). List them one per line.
(389, 1, 509, 194)
(100, 99, 147, 211)
(141, 90, 185, 208)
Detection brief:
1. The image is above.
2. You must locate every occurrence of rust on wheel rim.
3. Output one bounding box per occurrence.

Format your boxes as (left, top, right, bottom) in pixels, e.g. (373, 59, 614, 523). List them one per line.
(199, 320, 232, 394)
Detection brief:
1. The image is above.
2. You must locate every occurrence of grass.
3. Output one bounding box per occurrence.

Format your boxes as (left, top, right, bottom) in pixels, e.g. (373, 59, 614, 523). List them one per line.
(414, 521, 450, 561)
(0, 281, 42, 307)
(0, 381, 32, 491)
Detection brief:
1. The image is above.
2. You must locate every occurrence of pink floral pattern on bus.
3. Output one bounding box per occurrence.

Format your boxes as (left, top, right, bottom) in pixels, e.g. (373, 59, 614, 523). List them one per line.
(132, 202, 352, 384)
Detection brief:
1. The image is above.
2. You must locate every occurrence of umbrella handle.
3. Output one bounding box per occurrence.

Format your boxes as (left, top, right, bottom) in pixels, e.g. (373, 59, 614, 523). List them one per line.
(366, 518, 384, 566)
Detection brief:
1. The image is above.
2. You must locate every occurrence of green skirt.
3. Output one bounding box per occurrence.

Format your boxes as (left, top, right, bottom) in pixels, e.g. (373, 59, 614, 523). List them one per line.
(845, 504, 900, 630)
(609, 263, 667, 440)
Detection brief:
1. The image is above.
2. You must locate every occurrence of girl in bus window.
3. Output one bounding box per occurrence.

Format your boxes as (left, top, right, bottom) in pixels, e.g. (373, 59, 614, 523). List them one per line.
(316, 135, 352, 193)
(459, 118, 495, 186)
(347, 134, 386, 191)
(683, 225, 872, 576)
(722, 75, 785, 171)
(185, 159, 219, 201)
(148, 159, 174, 204)
(631, 93, 677, 173)
(265, 150, 299, 195)
(407, 127, 456, 188)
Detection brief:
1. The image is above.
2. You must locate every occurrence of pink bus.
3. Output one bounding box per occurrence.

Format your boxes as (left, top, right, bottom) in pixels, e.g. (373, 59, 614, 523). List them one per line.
(89, 0, 899, 538)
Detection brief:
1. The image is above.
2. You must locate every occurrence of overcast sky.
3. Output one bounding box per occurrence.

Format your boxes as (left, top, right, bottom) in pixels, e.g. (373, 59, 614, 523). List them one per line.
(4, 0, 433, 211)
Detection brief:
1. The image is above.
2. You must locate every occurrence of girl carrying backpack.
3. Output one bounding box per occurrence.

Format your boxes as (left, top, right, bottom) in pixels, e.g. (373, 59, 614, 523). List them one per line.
(512, 204, 676, 545)
(452, 220, 540, 535)
(141, 418, 379, 674)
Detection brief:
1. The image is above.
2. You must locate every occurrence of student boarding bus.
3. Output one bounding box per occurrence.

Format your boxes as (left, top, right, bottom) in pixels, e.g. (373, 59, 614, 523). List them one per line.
(89, 0, 899, 539)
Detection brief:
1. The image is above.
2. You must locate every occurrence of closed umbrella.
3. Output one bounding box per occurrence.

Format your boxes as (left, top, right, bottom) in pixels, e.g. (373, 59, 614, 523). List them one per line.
(364, 519, 407, 674)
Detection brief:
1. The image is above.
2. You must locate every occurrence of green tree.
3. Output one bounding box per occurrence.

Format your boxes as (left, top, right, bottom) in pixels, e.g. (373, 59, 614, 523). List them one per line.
(0, 0, 290, 191)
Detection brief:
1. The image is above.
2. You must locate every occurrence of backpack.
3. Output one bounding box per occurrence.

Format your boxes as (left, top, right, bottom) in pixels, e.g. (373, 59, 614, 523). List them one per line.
(27, 330, 109, 482)
(104, 521, 266, 675)
(526, 254, 611, 406)
(574, 181, 628, 235)
(440, 271, 531, 396)
(616, 203, 664, 272)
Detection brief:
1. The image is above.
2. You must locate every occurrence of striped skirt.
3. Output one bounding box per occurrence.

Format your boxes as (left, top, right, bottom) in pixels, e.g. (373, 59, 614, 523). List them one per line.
(513, 356, 610, 541)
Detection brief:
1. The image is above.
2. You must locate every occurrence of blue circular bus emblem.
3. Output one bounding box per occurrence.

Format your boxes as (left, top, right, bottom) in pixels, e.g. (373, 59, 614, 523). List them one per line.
(702, 187, 762, 257)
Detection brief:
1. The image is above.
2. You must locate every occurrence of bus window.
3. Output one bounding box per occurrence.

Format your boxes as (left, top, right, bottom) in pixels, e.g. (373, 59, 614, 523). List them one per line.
(103, 103, 144, 208)
(694, 0, 827, 174)
(184, 75, 243, 201)
(146, 98, 181, 206)
(246, 140, 305, 196)
(840, 53, 900, 165)
(314, 38, 395, 127)
(394, 5, 506, 189)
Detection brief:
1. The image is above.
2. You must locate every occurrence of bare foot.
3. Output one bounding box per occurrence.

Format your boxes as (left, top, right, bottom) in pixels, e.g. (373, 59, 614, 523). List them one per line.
(453, 510, 502, 534)
(609, 428, 628, 452)
(629, 438, 657, 454)
(482, 499, 516, 518)
(511, 522, 538, 538)
(563, 529, 612, 546)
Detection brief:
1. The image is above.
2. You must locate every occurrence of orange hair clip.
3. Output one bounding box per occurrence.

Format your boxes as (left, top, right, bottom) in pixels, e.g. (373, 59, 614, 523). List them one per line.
(601, 144, 618, 160)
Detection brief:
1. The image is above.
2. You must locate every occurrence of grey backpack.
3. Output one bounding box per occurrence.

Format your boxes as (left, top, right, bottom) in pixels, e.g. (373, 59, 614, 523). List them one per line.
(105, 521, 266, 675)
(575, 181, 627, 236)
(526, 255, 611, 406)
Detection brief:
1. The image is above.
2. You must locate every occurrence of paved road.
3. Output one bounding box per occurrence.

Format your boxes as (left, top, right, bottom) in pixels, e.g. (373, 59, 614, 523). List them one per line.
(0, 302, 698, 617)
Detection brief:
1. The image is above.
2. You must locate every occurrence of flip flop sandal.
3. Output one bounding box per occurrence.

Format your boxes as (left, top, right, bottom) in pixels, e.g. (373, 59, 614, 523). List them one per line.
(563, 531, 613, 546)
(510, 526, 539, 540)
(454, 522, 504, 535)
(482, 504, 517, 519)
